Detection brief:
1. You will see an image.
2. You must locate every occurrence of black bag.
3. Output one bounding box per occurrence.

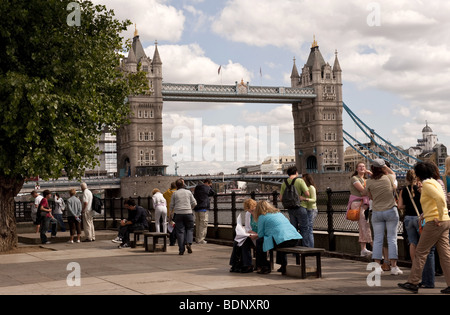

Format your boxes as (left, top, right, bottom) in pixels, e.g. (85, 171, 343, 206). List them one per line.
(92, 195, 103, 213)
(282, 178, 301, 209)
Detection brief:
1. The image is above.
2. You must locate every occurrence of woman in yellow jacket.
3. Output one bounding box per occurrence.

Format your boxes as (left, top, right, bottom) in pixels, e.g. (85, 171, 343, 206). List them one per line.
(399, 162, 450, 294)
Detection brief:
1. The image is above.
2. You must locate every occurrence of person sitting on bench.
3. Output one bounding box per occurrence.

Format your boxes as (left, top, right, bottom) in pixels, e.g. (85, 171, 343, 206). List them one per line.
(116, 199, 149, 249)
(254, 200, 302, 275)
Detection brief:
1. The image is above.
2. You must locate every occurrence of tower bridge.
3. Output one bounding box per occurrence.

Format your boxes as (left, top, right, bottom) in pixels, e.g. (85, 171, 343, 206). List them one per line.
(19, 31, 420, 196)
(117, 30, 345, 190)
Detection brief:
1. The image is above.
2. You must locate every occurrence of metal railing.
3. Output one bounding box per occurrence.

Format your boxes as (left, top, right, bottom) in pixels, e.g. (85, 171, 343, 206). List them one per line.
(16, 190, 405, 248)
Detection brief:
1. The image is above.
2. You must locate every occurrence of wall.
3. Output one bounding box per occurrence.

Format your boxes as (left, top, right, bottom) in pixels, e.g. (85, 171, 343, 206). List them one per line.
(120, 176, 178, 198)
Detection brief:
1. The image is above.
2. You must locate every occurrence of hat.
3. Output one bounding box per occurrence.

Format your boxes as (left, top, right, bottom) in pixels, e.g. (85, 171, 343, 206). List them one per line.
(371, 159, 386, 168)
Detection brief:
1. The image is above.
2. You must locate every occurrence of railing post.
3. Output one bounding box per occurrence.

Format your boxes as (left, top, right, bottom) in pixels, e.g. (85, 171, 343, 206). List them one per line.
(103, 197, 107, 229)
(272, 191, 278, 208)
(213, 193, 219, 239)
(326, 187, 336, 252)
(231, 192, 237, 236)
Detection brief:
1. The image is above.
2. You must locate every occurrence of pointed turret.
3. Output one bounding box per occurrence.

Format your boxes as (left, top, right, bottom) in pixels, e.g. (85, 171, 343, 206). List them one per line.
(333, 50, 342, 84)
(152, 40, 162, 66)
(291, 57, 300, 87)
(131, 28, 147, 64)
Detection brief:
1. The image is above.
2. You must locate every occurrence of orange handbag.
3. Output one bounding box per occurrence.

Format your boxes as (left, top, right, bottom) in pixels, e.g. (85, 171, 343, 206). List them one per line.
(347, 200, 362, 221)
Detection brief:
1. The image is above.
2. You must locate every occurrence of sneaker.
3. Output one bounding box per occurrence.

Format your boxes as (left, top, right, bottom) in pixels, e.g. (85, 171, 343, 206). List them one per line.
(360, 249, 372, 257)
(118, 243, 130, 249)
(186, 244, 193, 254)
(111, 237, 122, 244)
(391, 266, 403, 276)
(67, 240, 73, 244)
(398, 282, 419, 294)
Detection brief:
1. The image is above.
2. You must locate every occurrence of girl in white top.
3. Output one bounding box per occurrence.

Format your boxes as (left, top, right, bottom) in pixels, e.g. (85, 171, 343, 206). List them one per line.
(152, 188, 168, 233)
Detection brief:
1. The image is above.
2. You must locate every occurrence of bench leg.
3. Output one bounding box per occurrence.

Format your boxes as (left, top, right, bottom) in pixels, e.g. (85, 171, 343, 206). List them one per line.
(316, 254, 322, 278)
(144, 236, 149, 252)
(162, 236, 167, 252)
(301, 255, 307, 279)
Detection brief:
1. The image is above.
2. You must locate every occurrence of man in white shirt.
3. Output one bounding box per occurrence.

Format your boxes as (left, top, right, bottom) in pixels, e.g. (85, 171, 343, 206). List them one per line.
(30, 191, 43, 232)
(81, 182, 95, 242)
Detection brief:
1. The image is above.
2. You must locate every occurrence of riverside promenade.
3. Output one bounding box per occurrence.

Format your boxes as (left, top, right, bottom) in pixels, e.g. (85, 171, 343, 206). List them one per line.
(0, 231, 448, 300)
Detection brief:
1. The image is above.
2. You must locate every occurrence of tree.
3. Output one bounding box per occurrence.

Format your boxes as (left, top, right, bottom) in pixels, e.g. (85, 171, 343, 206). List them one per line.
(0, 0, 148, 251)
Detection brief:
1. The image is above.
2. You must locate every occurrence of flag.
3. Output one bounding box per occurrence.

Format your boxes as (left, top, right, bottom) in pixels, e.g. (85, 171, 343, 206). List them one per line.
(218, 65, 222, 75)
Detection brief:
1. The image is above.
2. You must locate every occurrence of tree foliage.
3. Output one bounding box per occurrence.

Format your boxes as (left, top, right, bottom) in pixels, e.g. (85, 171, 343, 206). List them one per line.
(0, 0, 148, 181)
(0, 0, 148, 251)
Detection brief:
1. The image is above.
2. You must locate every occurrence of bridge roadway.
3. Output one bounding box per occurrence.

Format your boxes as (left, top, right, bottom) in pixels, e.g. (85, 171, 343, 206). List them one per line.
(19, 174, 287, 194)
(162, 82, 316, 103)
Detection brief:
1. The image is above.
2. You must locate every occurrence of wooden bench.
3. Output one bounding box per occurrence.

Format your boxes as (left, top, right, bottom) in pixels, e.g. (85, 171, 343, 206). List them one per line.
(269, 246, 325, 279)
(130, 230, 145, 248)
(143, 232, 170, 252)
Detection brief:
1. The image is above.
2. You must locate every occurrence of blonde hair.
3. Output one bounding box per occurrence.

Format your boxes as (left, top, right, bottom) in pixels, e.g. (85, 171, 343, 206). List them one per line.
(254, 200, 279, 221)
(69, 189, 77, 196)
(445, 157, 450, 176)
(243, 199, 257, 211)
(152, 188, 160, 195)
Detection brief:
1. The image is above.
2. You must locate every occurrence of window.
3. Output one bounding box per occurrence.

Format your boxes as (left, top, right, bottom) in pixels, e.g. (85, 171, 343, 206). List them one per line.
(144, 110, 148, 118)
(144, 132, 149, 141)
(138, 110, 142, 118)
(139, 132, 143, 141)
(150, 109, 154, 118)
(150, 132, 155, 141)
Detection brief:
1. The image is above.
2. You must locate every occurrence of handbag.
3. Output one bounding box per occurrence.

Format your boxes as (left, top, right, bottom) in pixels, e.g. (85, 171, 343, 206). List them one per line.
(406, 186, 425, 234)
(346, 200, 361, 221)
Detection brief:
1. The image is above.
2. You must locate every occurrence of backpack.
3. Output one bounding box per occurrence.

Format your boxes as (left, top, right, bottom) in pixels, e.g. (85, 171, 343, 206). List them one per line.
(282, 178, 301, 209)
(92, 195, 103, 213)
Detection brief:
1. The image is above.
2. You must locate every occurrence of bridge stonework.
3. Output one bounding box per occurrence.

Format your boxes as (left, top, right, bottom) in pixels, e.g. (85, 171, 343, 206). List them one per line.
(290, 43, 344, 175)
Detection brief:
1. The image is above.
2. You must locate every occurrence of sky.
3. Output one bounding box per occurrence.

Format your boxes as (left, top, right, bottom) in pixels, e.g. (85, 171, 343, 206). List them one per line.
(92, 0, 450, 175)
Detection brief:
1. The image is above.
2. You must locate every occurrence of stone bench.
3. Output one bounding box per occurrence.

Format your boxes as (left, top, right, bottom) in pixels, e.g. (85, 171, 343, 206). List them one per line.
(143, 232, 170, 252)
(269, 246, 325, 279)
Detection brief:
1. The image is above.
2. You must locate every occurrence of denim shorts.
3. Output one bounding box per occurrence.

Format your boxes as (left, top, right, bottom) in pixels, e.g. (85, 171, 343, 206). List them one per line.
(404, 215, 420, 246)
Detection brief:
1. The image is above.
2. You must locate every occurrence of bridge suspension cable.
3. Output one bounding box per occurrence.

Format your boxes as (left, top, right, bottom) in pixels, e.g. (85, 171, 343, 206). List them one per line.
(343, 102, 421, 171)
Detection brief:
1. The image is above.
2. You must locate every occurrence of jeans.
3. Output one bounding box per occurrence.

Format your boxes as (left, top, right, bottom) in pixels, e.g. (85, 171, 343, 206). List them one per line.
(39, 216, 57, 244)
(51, 213, 66, 235)
(305, 209, 318, 248)
(371, 207, 399, 260)
(174, 213, 195, 254)
(288, 206, 308, 246)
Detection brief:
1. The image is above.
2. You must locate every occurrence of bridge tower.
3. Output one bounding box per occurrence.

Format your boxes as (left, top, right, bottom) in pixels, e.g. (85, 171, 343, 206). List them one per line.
(290, 38, 344, 174)
(117, 27, 167, 177)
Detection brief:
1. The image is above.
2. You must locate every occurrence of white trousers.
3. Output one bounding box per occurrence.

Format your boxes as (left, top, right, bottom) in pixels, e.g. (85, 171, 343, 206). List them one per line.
(83, 210, 96, 240)
(154, 206, 167, 233)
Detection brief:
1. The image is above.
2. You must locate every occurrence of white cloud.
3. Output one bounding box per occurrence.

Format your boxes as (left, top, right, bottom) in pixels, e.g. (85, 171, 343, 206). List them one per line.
(146, 43, 252, 85)
(211, 0, 450, 116)
(392, 106, 410, 117)
(92, 0, 185, 42)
